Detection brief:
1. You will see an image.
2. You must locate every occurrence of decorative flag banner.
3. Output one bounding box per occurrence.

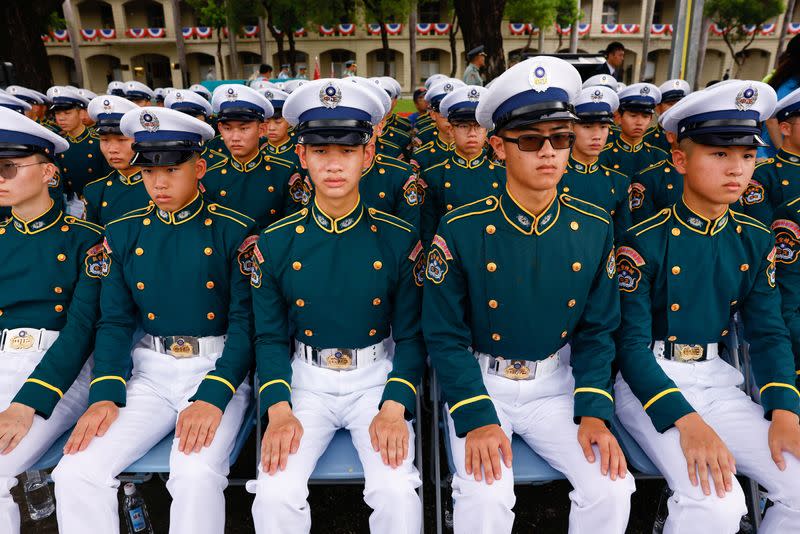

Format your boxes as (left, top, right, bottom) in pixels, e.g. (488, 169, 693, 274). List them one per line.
(556, 24, 572, 35)
(789, 22, 800, 34)
(196, 26, 212, 38)
(710, 23, 728, 36)
(99, 28, 116, 39)
(601, 24, 619, 34)
(650, 24, 672, 35)
(741, 24, 757, 35)
(578, 23, 590, 35)
(337, 23, 355, 35)
(80, 29, 99, 41)
(182, 27, 194, 38)
(242, 25, 259, 37)
(620, 24, 640, 34)
(41, 34, 51, 42)
(385, 23, 403, 35)
(527, 23, 540, 33)
(223, 27, 229, 37)
(146, 27, 165, 38)
(416, 23, 432, 35)
(760, 23, 776, 35)
(509, 23, 527, 35)
(319, 25, 335, 36)
(294, 27, 307, 37)
(433, 23, 451, 35)
(367, 23, 382, 35)
(52, 29, 70, 41)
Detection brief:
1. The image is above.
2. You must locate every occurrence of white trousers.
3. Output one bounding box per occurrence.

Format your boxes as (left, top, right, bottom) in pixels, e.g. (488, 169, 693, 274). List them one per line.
(616, 356, 800, 534)
(52, 338, 251, 534)
(0, 345, 90, 534)
(447, 362, 635, 534)
(247, 358, 422, 534)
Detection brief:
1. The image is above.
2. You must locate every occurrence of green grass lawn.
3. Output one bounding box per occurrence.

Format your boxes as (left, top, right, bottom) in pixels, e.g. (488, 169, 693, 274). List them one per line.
(394, 98, 418, 114)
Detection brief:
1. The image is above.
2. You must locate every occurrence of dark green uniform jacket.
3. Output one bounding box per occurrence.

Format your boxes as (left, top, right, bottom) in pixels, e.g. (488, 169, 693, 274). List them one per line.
(599, 136, 668, 179)
(424, 191, 620, 437)
(741, 148, 800, 224)
(252, 199, 426, 419)
(616, 201, 800, 432)
(83, 169, 151, 226)
(629, 157, 683, 225)
(57, 127, 111, 197)
(772, 196, 800, 385)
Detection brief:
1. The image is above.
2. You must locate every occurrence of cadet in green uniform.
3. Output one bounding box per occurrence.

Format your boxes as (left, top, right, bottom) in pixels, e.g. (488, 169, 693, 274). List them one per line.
(599, 83, 668, 178)
(0, 107, 102, 534)
(463, 46, 485, 86)
(416, 79, 466, 147)
(420, 85, 505, 244)
(410, 131, 455, 175)
(47, 86, 111, 213)
(83, 95, 151, 226)
(772, 197, 800, 386)
(202, 84, 298, 228)
(564, 85, 630, 241)
(426, 56, 634, 534)
(248, 78, 424, 534)
(741, 87, 800, 224)
(53, 106, 257, 534)
(615, 80, 800, 533)
(641, 79, 691, 154)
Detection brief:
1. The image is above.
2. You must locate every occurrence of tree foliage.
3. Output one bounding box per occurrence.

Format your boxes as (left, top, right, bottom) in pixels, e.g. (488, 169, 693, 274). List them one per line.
(704, 0, 784, 73)
(186, 0, 229, 78)
(362, 0, 414, 75)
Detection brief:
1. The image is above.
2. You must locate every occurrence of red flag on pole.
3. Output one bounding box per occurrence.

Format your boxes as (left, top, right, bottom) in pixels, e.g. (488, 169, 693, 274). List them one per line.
(313, 56, 320, 80)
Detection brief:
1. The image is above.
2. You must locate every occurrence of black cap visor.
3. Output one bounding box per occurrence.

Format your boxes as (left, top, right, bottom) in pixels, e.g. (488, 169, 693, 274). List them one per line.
(49, 102, 82, 112)
(217, 108, 265, 123)
(576, 111, 615, 124)
(94, 119, 123, 135)
(687, 133, 768, 148)
(619, 103, 655, 114)
(0, 143, 54, 160)
(296, 119, 372, 146)
(131, 140, 204, 167)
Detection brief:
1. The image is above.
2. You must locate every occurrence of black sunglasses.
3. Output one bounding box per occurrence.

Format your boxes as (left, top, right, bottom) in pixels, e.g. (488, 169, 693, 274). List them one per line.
(499, 132, 576, 151)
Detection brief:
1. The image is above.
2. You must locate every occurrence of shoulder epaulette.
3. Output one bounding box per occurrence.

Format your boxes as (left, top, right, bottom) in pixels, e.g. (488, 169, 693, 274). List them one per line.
(106, 204, 156, 227)
(422, 160, 448, 174)
(560, 194, 610, 224)
(207, 203, 255, 227)
(375, 157, 411, 172)
(376, 153, 411, 167)
(264, 208, 308, 234)
(637, 159, 668, 175)
(444, 196, 499, 224)
(630, 208, 671, 236)
(367, 207, 413, 233)
(601, 142, 614, 151)
(263, 153, 292, 169)
(417, 123, 435, 134)
(85, 169, 116, 189)
(600, 164, 627, 178)
(88, 129, 100, 139)
(413, 141, 435, 155)
(755, 157, 775, 169)
(64, 216, 103, 234)
(730, 210, 771, 234)
(205, 151, 229, 172)
(379, 139, 401, 150)
(644, 143, 668, 155)
(787, 196, 800, 208)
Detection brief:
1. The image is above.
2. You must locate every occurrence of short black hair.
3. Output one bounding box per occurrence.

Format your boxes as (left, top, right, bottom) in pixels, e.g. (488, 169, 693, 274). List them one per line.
(259, 64, 273, 74)
(605, 42, 625, 55)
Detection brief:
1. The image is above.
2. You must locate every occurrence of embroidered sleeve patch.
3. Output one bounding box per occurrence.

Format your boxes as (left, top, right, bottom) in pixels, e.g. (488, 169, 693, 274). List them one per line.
(431, 234, 453, 260)
(250, 261, 263, 288)
(85, 242, 110, 278)
(772, 219, 800, 265)
(628, 183, 645, 211)
(416, 177, 428, 206)
(616, 246, 644, 293)
(741, 180, 765, 205)
(253, 242, 265, 264)
(403, 176, 418, 206)
(288, 173, 313, 206)
(409, 240, 425, 287)
(606, 248, 616, 279)
(766, 246, 777, 288)
(237, 235, 259, 277)
(102, 236, 112, 254)
(425, 248, 449, 284)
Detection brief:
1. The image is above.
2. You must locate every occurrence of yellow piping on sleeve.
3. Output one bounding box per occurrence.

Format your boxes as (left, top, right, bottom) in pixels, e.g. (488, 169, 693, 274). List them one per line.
(574, 387, 613, 402)
(258, 379, 292, 395)
(643, 388, 681, 411)
(203, 375, 236, 394)
(90, 376, 127, 387)
(449, 395, 492, 414)
(387, 377, 417, 395)
(24, 379, 63, 398)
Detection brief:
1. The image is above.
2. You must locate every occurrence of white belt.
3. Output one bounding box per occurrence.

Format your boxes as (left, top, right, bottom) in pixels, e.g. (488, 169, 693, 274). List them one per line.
(143, 333, 227, 359)
(293, 340, 388, 371)
(1, 328, 59, 353)
(474, 349, 561, 381)
(652, 340, 719, 363)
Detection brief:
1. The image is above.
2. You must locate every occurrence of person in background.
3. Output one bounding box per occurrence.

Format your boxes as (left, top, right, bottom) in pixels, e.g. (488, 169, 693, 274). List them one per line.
(408, 88, 427, 127)
(594, 42, 625, 82)
(463, 46, 486, 86)
(760, 34, 800, 160)
(344, 60, 358, 77)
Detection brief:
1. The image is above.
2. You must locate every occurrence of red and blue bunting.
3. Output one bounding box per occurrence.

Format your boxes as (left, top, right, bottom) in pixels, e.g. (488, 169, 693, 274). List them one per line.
(294, 28, 307, 37)
(337, 23, 355, 35)
(242, 25, 259, 37)
(319, 25, 335, 36)
(650, 24, 671, 35)
(182, 27, 194, 38)
(789, 23, 800, 34)
(509, 23, 527, 35)
(100, 28, 116, 39)
(433, 23, 451, 35)
(51, 29, 70, 41)
(416, 23, 432, 35)
(620, 24, 639, 34)
(367, 23, 382, 35)
(80, 29, 98, 41)
(760, 23, 776, 35)
(386, 23, 402, 35)
(601, 24, 619, 33)
(196, 26, 212, 38)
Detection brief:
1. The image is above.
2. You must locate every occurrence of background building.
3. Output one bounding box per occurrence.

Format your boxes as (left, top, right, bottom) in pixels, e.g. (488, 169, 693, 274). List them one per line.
(44, 0, 800, 93)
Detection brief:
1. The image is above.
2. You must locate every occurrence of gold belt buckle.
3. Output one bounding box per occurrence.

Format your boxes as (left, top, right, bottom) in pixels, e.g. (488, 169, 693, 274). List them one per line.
(8, 330, 35, 351)
(503, 359, 531, 380)
(166, 336, 199, 359)
(675, 344, 704, 362)
(326, 349, 354, 370)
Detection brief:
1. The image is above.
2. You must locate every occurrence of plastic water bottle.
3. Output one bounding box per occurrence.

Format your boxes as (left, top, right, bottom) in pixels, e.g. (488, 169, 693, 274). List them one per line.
(122, 483, 154, 534)
(23, 469, 55, 520)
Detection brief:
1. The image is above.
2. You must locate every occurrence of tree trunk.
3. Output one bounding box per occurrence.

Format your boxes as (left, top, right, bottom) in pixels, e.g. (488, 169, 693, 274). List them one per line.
(227, 23, 240, 79)
(171, 0, 188, 87)
(378, 21, 391, 76)
(776, 0, 797, 67)
(0, 0, 59, 90)
(287, 32, 297, 76)
(409, 2, 417, 90)
(523, 29, 534, 54)
(449, 14, 459, 77)
(216, 28, 226, 79)
(453, 0, 507, 81)
(265, 9, 286, 70)
(258, 16, 268, 63)
(537, 26, 544, 53)
(62, 0, 84, 87)
(568, 0, 580, 53)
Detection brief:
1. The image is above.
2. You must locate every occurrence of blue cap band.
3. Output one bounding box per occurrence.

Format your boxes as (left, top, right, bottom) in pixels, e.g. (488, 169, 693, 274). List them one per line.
(133, 130, 203, 143)
(0, 129, 55, 153)
(170, 102, 208, 115)
(298, 106, 372, 123)
(575, 102, 612, 114)
(492, 87, 570, 124)
(777, 101, 800, 122)
(677, 109, 760, 139)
